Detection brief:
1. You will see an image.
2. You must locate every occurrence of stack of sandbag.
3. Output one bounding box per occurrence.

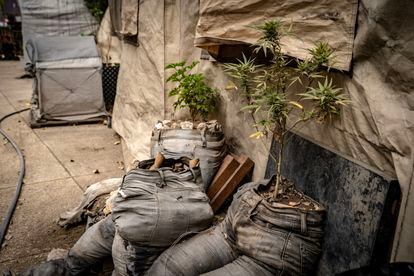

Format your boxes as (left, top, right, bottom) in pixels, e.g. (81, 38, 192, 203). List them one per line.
(150, 120, 226, 189)
(28, 156, 214, 276)
(147, 178, 326, 276)
(111, 155, 213, 275)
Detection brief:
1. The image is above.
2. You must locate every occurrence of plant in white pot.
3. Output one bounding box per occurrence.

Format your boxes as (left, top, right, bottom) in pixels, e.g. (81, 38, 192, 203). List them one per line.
(224, 20, 350, 204)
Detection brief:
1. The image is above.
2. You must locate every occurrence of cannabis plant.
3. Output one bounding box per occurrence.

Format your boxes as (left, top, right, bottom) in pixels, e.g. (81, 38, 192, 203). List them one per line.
(224, 20, 350, 200)
(166, 61, 219, 122)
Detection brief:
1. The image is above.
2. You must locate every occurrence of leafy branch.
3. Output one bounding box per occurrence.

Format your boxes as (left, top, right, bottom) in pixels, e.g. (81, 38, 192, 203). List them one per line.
(166, 61, 219, 122)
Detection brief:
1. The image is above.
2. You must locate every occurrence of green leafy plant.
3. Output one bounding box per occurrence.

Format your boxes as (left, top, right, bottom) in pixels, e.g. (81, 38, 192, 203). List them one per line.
(84, 0, 107, 23)
(166, 61, 219, 122)
(224, 19, 350, 200)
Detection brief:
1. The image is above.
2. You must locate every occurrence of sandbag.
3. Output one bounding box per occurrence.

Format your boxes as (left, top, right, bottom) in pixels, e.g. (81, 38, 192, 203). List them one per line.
(148, 178, 325, 276)
(121, 238, 166, 275)
(112, 157, 214, 247)
(67, 215, 119, 275)
(146, 227, 277, 276)
(150, 121, 226, 189)
(225, 179, 325, 275)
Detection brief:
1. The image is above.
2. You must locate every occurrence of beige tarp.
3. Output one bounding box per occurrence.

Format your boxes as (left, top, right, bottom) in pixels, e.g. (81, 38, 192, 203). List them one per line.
(111, 0, 414, 262)
(195, 0, 358, 71)
(96, 10, 122, 64)
(119, 0, 138, 36)
(109, 0, 139, 36)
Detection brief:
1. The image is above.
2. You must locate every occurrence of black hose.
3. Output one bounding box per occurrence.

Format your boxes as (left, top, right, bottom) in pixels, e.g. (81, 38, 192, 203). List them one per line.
(0, 108, 30, 249)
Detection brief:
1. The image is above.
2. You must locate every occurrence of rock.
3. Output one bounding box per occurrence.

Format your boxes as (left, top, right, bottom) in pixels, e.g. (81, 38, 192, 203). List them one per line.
(197, 122, 207, 132)
(206, 120, 221, 132)
(155, 121, 163, 130)
(171, 122, 180, 129)
(162, 120, 172, 127)
(180, 121, 193, 129)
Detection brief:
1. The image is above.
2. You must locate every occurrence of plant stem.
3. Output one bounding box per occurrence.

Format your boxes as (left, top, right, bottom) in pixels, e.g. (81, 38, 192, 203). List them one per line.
(283, 117, 308, 136)
(273, 133, 284, 200)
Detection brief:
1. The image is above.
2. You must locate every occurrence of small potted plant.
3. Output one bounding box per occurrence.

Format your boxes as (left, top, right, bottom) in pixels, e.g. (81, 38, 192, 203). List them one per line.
(224, 19, 350, 203)
(166, 61, 219, 122)
(150, 61, 225, 189)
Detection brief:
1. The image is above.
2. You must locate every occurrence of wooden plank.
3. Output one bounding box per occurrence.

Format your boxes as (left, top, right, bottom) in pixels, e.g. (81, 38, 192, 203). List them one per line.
(209, 155, 254, 213)
(207, 155, 240, 199)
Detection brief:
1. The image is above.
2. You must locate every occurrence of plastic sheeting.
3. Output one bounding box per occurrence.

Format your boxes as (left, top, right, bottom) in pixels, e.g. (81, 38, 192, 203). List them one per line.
(58, 178, 121, 227)
(18, 0, 98, 62)
(111, 0, 414, 262)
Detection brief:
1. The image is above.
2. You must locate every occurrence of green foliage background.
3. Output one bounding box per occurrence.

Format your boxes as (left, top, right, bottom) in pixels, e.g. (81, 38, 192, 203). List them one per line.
(84, 0, 107, 23)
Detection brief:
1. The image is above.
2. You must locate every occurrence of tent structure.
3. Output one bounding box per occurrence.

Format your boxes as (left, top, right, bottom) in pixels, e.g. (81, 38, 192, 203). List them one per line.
(18, 0, 98, 62)
(26, 36, 107, 126)
(98, 0, 414, 267)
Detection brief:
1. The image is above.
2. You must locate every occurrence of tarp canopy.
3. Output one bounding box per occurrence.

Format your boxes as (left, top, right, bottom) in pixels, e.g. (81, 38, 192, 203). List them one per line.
(96, 10, 122, 64)
(26, 36, 100, 64)
(111, 0, 414, 263)
(195, 0, 358, 71)
(109, 0, 139, 37)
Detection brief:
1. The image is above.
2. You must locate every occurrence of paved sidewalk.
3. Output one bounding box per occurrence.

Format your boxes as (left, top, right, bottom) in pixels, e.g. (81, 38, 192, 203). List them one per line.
(0, 61, 124, 273)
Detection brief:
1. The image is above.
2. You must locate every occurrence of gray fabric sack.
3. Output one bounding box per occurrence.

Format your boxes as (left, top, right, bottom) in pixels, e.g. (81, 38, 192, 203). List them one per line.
(150, 127, 226, 190)
(66, 215, 126, 275)
(147, 178, 325, 276)
(112, 157, 214, 247)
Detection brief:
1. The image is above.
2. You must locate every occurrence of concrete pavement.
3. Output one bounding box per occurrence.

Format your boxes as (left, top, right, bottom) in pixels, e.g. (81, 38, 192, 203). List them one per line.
(0, 61, 125, 273)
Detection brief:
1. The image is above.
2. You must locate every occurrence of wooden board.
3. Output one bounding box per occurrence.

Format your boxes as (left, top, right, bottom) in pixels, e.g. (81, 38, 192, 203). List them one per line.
(207, 154, 254, 213)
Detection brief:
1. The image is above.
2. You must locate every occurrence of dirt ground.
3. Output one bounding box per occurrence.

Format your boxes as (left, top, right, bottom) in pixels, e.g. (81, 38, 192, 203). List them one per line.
(0, 61, 125, 273)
